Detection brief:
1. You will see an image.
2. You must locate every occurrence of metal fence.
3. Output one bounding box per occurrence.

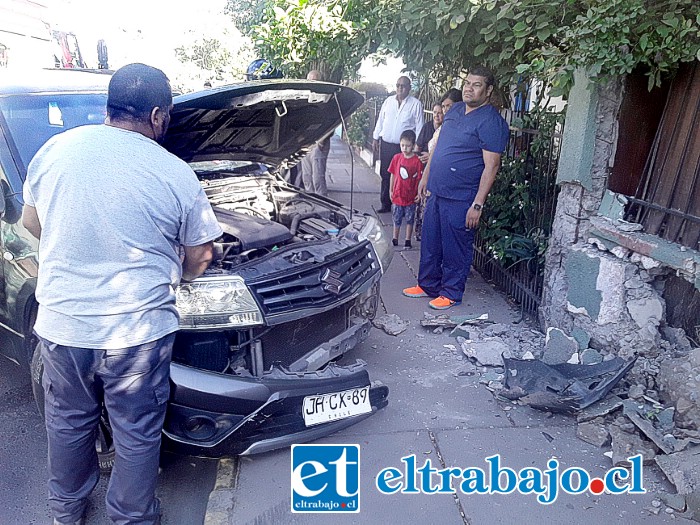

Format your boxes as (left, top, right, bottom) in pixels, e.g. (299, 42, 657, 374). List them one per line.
(472, 109, 564, 317)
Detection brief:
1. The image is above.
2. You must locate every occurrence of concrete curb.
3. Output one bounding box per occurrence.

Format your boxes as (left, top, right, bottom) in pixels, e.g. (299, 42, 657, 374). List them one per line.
(203, 458, 238, 525)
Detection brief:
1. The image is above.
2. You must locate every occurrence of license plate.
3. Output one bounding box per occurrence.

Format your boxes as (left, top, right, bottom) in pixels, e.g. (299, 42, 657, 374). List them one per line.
(302, 386, 371, 427)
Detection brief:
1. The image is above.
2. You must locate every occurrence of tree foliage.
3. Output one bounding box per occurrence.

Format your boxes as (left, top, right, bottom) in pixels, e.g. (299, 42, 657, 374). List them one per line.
(228, 0, 700, 96)
(228, 0, 378, 82)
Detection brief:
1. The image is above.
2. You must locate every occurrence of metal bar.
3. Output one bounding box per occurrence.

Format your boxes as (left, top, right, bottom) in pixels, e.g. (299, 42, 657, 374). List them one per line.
(626, 197, 700, 224)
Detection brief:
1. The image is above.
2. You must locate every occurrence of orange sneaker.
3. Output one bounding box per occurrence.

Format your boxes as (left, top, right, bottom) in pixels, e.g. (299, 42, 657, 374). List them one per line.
(429, 296, 461, 310)
(402, 285, 429, 298)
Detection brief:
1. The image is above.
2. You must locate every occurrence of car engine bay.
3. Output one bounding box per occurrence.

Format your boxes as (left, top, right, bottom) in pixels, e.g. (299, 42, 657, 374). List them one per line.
(200, 171, 353, 272)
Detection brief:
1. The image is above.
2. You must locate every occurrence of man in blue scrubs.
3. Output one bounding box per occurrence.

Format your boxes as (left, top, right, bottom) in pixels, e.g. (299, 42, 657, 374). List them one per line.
(403, 66, 509, 309)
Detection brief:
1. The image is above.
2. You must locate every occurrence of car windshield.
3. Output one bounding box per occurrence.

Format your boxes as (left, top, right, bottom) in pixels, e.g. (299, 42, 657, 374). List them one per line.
(0, 93, 107, 172)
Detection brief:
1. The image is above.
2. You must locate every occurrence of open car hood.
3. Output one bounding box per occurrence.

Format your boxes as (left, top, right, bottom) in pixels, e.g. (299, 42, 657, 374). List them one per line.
(163, 80, 364, 170)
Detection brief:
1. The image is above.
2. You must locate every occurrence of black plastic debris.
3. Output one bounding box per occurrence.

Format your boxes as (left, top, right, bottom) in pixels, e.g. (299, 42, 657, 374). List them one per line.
(501, 356, 636, 414)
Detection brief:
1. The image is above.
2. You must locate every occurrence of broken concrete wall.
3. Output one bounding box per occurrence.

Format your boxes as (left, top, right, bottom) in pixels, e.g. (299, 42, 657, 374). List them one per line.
(541, 70, 624, 332)
(540, 68, 700, 431)
(560, 243, 666, 359)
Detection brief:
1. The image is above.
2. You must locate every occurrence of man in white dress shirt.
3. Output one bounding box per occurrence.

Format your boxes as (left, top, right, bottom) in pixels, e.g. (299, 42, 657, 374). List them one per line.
(372, 76, 423, 213)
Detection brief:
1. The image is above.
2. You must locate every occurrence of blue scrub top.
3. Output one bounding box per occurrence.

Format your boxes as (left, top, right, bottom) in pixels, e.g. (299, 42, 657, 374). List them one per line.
(427, 102, 509, 201)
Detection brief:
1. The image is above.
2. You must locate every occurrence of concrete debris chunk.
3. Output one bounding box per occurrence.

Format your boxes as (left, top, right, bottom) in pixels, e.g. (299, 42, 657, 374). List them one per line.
(372, 314, 409, 336)
(577, 418, 611, 447)
(479, 370, 504, 384)
(449, 325, 470, 339)
(421, 313, 489, 328)
(655, 447, 700, 495)
(571, 327, 591, 350)
(566, 353, 580, 364)
(660, 493, 687, 512)
(622, 399, 674, 454)
(577, 395, 623, 422)
(461, 338, 511, 367)
(521, 351, 535, 360)
(684, 492, 700, 521)
(656, 407, 676, 431)
(658, 353, 700, 430)
(628, 384, 645, 400)
(542, 328, 579, 365)
(609, 423, 658, 466)
(580, 348, 603, 365)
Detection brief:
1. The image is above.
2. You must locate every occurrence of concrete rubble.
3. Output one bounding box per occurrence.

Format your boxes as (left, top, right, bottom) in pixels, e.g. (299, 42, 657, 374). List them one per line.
(372, 313, 409, 336)
(461, 338, 511, 367)
(419, 316, 700, 516)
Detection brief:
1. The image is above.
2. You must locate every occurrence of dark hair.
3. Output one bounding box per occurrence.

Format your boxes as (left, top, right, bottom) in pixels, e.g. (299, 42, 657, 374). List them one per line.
(441, 88, 463, 104)
(400, 129, 416, 144)
(107, 63, 171, 122)
(468, 65, 496, 87)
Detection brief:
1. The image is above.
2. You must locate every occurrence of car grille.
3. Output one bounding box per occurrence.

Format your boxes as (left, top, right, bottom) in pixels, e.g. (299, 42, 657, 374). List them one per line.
(247, 241, 376, 315)
(260, 304, 348, 370)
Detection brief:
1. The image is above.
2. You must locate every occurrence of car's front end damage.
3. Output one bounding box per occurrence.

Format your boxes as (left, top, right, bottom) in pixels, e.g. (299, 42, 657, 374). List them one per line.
(158, 80, 392, 456)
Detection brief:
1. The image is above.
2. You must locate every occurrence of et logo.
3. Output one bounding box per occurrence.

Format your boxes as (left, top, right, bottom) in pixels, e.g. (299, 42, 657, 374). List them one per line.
(291, 444, 360, 513)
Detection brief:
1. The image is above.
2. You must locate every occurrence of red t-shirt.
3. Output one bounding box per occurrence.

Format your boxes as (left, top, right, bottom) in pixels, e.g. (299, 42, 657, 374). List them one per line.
(388, 153, 423, 206)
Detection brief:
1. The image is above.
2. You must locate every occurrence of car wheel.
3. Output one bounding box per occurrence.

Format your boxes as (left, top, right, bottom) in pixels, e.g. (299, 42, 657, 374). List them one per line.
(30, 341, 115, 474)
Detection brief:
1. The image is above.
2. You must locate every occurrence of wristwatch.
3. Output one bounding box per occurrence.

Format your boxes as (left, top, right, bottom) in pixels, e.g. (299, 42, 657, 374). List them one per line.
(471, 202, 483, 211)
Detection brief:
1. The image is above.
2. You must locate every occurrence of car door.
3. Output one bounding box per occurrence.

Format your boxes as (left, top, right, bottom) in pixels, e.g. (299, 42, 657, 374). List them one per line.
(0, 118, 37, 365)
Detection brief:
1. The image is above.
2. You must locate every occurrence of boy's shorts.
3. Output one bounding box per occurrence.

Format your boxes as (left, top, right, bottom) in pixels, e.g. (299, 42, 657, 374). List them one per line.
(392, 203, 417, 226)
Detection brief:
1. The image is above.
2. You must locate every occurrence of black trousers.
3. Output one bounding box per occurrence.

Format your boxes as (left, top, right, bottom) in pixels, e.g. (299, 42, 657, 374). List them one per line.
(379, 139, 401, 209)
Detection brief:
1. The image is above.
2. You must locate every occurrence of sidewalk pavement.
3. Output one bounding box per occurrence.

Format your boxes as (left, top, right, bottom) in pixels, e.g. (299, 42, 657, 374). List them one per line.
(204, 136, 678, 525)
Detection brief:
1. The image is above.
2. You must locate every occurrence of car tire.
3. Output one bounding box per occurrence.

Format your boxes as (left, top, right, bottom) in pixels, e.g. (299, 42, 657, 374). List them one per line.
(30, 340, 116, 474)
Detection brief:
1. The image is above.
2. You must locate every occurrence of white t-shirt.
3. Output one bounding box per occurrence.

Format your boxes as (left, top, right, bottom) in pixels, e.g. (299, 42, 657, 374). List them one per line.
(23, 124, 223, 349)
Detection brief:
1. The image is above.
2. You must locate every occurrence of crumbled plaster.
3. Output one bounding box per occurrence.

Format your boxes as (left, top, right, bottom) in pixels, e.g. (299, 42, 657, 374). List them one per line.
(541, 70, 700, 431)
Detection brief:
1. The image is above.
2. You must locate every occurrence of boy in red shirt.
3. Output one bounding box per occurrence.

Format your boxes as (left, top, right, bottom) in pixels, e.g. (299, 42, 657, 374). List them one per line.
(388, 130, 423, 248)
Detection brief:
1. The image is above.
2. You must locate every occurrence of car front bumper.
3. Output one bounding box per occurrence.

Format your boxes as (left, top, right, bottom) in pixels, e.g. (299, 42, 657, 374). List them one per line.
(162, 358, 388, 457)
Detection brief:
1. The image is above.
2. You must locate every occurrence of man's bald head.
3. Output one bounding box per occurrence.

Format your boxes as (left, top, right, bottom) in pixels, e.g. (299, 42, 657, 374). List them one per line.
(307, 70, 322, 81)
(395, 76, 411, 102)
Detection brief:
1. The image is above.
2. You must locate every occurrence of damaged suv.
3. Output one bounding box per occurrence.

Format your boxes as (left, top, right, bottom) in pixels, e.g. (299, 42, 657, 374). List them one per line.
(0, 69, 390, 464)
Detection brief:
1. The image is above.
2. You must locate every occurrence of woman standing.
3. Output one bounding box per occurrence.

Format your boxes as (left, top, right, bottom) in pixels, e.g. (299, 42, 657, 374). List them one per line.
(414, 88, 462, 241)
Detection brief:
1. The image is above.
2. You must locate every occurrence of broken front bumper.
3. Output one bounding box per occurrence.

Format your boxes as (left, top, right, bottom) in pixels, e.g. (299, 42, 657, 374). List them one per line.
(162, 359, 388, 457)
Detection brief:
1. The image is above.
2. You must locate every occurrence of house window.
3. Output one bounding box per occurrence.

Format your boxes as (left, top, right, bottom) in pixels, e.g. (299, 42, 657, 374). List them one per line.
(624, 62, 700, 251)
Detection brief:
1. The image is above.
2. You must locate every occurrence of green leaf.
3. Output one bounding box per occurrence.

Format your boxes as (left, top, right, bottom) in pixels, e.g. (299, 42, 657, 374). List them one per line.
(474, 43, 488, 56)
(497, 5, 510, 20)
(513, 21, 528, 32)
(537, 28, 550, 41)
(639, 34, 649, 51)
(514, 38, 525, 50)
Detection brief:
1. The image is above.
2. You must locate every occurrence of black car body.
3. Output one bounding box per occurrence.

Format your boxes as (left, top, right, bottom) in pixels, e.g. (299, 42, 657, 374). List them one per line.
(0, 69, 391, 460)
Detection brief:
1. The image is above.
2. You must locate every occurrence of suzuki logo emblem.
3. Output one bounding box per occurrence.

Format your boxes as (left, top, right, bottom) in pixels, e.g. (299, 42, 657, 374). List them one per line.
(321, 269, 344, 295)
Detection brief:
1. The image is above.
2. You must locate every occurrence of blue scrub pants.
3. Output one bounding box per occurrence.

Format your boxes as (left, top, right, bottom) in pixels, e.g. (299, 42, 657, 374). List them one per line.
(418, 194, 476, 301)
(40, 333, 174, 525)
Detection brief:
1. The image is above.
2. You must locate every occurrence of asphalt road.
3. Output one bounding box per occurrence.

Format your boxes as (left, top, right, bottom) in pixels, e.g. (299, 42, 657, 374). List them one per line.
(0, 354, 218, 525)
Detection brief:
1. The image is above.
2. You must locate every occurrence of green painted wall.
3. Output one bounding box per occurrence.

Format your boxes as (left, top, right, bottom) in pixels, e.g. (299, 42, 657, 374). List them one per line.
(556, 69, 597, 190)
(566, 250, 602, 320)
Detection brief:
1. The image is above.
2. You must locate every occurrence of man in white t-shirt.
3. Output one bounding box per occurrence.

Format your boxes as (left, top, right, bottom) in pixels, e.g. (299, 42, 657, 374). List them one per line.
(22, 63, 223, 525)
(372, 76, 423, 213)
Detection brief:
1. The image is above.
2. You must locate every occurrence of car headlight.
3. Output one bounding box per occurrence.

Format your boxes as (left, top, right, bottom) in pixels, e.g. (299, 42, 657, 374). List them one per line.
(175, 276, 263, 329)
(358, 216, 393, 273)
